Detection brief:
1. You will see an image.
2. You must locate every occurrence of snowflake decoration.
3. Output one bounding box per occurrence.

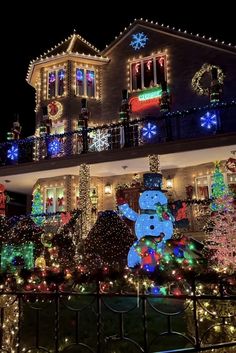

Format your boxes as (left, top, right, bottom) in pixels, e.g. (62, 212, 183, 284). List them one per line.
(7, 145, 18, 161)
(48, 138, 62, 155)
(142, 122, 157, 139)
(89, 129, 110, 152)
(130, 32, 148, 50)
(200, 111, 217, 129)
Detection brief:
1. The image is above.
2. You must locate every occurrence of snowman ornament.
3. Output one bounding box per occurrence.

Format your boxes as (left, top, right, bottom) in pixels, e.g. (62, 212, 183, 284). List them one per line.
(118, 173, 173, 268)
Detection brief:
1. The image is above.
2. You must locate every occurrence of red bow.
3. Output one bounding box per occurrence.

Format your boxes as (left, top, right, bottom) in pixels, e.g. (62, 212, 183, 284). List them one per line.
(57, 197, 64, 207)
(46, 197, 53, 206)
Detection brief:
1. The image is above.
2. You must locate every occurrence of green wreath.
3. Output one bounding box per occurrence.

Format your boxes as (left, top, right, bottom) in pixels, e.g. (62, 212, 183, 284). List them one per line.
(191, 63, 224, 96)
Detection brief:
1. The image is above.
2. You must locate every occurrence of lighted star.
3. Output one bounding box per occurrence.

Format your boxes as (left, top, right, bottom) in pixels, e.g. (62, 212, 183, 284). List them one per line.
(130, 32, 148, 50)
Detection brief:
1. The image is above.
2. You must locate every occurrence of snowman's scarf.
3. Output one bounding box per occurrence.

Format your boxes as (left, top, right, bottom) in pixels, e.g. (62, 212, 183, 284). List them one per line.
(140, 209, 156, 214)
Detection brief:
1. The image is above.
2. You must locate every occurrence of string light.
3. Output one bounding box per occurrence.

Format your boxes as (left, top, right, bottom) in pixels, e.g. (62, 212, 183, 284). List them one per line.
(79, 164, 91, 238)
(192, 63, 224, 96)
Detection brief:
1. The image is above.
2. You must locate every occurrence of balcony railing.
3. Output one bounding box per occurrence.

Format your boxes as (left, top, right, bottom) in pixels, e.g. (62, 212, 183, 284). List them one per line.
(0, 101, 235, 167)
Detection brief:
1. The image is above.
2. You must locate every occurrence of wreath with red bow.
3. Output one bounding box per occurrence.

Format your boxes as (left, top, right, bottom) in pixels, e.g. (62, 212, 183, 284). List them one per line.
(225, 158, 236, 173)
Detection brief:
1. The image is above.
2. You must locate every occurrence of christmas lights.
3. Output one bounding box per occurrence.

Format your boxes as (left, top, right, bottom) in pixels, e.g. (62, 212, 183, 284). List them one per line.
(130, 32, 148, 50)
(79, 164, 91, 238)
(31, 185, 45, 226)
(192, 64, 224, 96)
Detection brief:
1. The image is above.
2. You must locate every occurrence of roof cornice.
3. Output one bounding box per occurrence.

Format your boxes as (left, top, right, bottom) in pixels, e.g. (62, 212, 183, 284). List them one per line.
(101, 19, 236, 55)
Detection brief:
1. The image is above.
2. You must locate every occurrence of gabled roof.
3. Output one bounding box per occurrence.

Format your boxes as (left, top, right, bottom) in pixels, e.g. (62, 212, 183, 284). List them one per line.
(27, 33, 109, 85)
(101, 19, 236, 55)
(41, 33, 100, 58)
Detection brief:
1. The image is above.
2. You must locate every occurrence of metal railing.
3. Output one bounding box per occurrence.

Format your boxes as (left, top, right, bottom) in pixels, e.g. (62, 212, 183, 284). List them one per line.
(0, 286, 235, 353)
(0, 101, 235, 167)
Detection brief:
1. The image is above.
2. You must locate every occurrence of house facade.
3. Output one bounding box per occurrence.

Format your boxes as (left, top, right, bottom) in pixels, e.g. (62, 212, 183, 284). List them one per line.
(0, 19, 235, 235)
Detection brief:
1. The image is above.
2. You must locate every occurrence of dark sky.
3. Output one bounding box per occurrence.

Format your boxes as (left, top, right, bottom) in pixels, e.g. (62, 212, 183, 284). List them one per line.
(2, 2, 234, 141)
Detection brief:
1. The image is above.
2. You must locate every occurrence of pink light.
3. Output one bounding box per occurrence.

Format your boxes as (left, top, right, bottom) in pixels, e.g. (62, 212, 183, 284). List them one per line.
(146, 60, 152, 70)
(135, 63, 140, 73)
(158, 57, 165, 67)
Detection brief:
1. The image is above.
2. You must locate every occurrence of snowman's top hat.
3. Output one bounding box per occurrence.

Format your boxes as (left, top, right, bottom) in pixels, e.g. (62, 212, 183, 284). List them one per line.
(142, 172, 166, 191)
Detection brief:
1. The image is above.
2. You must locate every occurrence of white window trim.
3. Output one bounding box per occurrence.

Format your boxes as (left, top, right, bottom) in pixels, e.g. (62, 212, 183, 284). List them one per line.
(51, 120, 65, 135)
(75, 67, 96, 98)
(130, 53, 167, 91)
(47, 67, 65, 99)
(195, 173, 229, 199)
(44, 187, 64, 213)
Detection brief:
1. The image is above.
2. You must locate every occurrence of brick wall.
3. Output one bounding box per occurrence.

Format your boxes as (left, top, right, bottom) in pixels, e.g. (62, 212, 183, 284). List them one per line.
(101, 25, 236, 125)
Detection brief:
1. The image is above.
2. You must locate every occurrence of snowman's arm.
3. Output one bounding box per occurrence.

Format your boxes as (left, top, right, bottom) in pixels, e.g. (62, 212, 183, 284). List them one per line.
(119, 203, 138, 221)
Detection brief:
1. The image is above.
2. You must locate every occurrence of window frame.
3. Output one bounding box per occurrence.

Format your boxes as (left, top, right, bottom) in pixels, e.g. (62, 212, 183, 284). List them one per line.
(195, 173, 230, 199)
(51, 120, 65, 135)
(75, 67, 96, 98)
(44, 187, 65, 213)
(47, 67, 66, 99)
(130, 54, 167, 91)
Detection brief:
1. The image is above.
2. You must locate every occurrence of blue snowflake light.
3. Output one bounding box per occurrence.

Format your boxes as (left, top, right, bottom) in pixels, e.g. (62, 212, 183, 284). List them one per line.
(142, 122, 157, 139)
(7, 145, 18, 161)
(200, 111, 217, 129)
(130, 32, 148, 50)
(48, 138, 61, 155)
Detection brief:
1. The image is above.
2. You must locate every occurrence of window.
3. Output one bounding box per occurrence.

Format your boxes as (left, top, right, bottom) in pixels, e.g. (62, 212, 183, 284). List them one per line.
(48, 68, 65, 98)
(45, 187, 65, 213)
(195, 176, 210, 199)
(227, 173, 236, 196)
(76, 68, 95, 97)
(130, 55, 166, 91)
(51, 121, 64, 135)
(195, 172, 235, 199)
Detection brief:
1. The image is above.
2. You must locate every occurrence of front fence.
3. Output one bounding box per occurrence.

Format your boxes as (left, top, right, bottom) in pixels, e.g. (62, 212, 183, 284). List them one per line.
(0, 289, 235, 352)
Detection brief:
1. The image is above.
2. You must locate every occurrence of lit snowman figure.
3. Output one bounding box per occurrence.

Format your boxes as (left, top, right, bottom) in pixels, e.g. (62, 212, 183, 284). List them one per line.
(118, 172, 173, 268)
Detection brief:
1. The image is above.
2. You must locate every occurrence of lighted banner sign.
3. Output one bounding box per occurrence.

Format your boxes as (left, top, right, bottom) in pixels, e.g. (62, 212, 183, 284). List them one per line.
(130, 87, 162, 113)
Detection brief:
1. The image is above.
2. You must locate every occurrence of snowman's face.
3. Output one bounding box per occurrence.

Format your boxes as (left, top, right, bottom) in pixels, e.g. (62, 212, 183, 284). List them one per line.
(139, 190, 167, 209)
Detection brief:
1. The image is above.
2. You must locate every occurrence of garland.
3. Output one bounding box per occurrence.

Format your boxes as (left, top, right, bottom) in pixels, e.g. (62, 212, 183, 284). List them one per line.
(0, 267, 235, 295)
(192, 63, 224, 96)
(0, 101, 235, 146)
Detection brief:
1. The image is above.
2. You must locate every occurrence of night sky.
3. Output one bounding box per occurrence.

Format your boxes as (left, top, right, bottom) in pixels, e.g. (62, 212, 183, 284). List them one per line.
(2, 2, 234, 141)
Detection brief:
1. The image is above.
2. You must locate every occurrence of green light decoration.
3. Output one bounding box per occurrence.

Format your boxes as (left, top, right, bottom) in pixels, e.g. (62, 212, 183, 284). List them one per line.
(31, 185, 45, 226)
(1, 243, 34, 271)
(211, 162, 228, 211)
(138, 87, 162, 101)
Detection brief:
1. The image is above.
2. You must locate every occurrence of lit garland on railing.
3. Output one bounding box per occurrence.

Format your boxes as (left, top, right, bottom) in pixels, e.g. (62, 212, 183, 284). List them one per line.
(0, 101, 235, 148)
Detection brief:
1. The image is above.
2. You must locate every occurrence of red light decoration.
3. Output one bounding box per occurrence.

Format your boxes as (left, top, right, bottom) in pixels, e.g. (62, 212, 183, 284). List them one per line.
(130, 96, 160, 112)
(130, 87, 162, 112)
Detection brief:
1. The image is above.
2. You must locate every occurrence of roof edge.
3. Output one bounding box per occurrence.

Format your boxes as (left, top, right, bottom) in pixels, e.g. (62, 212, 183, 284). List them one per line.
(101, 19, 236, 55)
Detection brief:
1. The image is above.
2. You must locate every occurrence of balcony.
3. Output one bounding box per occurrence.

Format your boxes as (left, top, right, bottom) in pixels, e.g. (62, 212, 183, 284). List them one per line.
(0, 101, 235, 176)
